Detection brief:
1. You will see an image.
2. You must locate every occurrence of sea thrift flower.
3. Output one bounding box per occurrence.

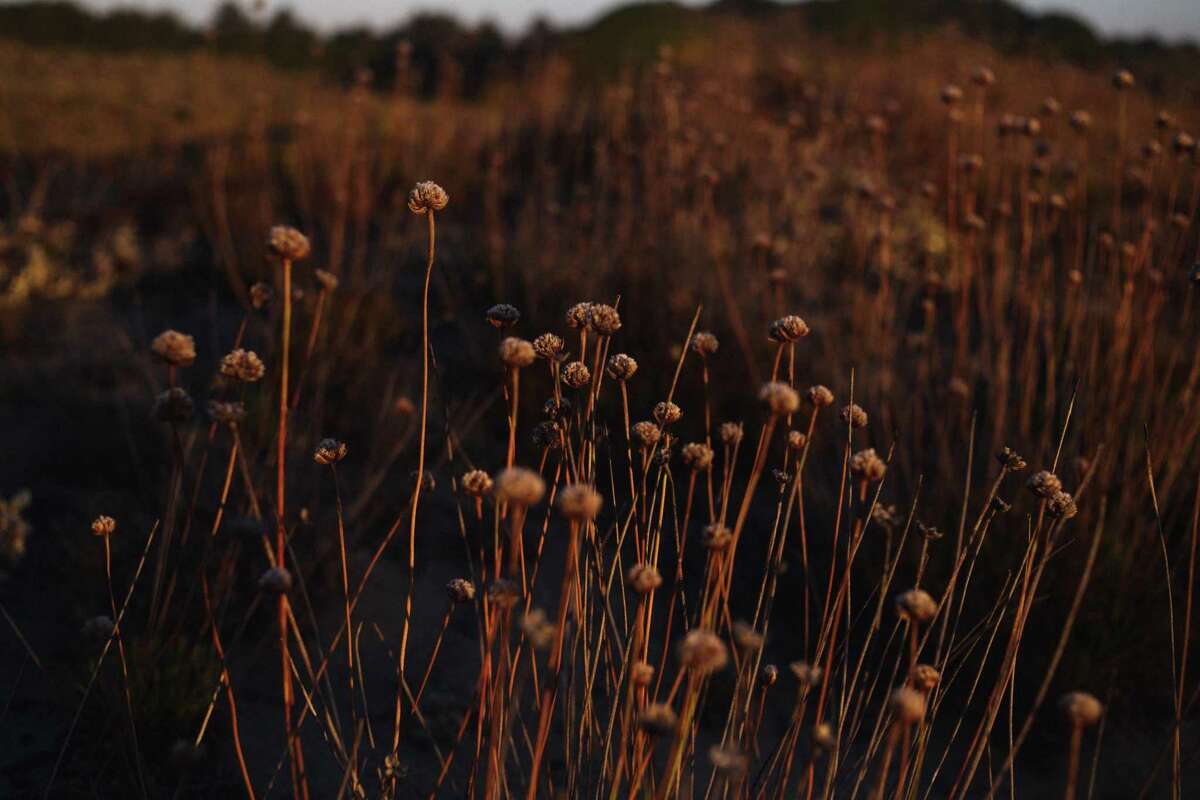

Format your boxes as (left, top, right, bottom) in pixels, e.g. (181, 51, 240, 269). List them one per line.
(313, 438, 347, 465)
(493, 467, 546, 507)
(407, 181, 449, 213)
(268, 225, 311, 261)
(220, 349, 265, 382)
(151, 330, 196, 367)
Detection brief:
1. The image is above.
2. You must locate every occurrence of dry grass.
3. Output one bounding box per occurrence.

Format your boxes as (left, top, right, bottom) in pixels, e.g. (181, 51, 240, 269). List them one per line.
(1, 19, 1198, 800)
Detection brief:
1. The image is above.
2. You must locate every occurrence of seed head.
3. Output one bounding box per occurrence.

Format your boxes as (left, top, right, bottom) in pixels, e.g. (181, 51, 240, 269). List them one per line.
(872, 504, 902, 529)
(840, 403, 868, 428)
(1173, 132, 1196, 156)
(895, 589, 938, 624)
(891, 687, 927, 724)
(407, 181, 449, 214)
(1041, 96, 1061, 116)
(606, 353, 638, 381)
(632, 421, 661, 448)
(654, 401, 682, 426)
(1060, 691, 1103, 726)
(493, 467, 546, 507)
(588, 304, 622, 335)
(708, 745, 749, 777)
(1069, 110, 1092, 133)
(461, 469, 493, 497)
(940, 84, 963, 105)
(250, 282, 273, 310)
(499, 337, 536, 369)
(314, 269, 339, 292)
(91, 515, 116, 537)
(626, 563, 663, 594)
(638, 703, 678, 736)
(520, 609, 557, 650)
(910, 664, 941, 692)
(560, 361, 590, 389)
(691, 331, 720, 357)
(487, 578, 521, 607)
(812, 723, 835, 750)
(850, 448, 887, 482)
(679, 629, 728, 674)
(1112, 69, 1134, 90)
(1047, 490, 1078, 519)
(154, 388, 194, 423)
(446, 578, 476, 604)
(533, 333, 564, 360)
(532, 420, 562, 450)
(631, 661, 656, 686)
(220, 349, 265, 382)
(970, 66, 995, 87)
(769, 315, 810, 342)
(565, 302, 593, 329)
(790, 661, 822, 686)
(258, 566, 293, 594)
(1027, 470, 1063, 498)
(733, 621, 763, 652)
(702, 523, 732, 551)
(681, 442, 714, 471)
(760, 664, 779, 687)
(808, 385, 835, 407)
(787, 430, 807, 451)
(314, 438, 347, 465)
(486, 304, 520, 329)
(558, 484, 603, 521)
(997, 447, 1027, 471)
(208, 400, 246, 425)
(268, 225, 311, 261)
(760, 382, 800, 416)
(151, 330, 196, 368)
(719, 421, 744, 445)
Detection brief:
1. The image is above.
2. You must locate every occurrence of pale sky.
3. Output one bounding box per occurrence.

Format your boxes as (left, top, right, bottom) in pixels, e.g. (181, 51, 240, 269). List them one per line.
(68, 0, 1200, 42)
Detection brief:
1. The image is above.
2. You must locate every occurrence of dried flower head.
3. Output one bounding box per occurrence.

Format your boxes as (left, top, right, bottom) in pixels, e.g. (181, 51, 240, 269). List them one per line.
(446, 578, 476, 604)
(558, 484, 603, 521)
(268, 225, 311, 262)
(532, 420, 562, 450)
(1112, 69, 1134, 90)
(588, 304, 622, 335)
(872, 504, 902, 529)
(940, 84, 963, 105)
(787, 430, 808, 451)
(632, 421, 661, 448)
(314, 438, 348, 465)
(638, 703, 679, 736)
(702, 523, 733, 551)
(520, 609, 557, 650)
(691, 331, 720, 357)
(407, 181, 449, 214)
(719, 421, 744, 445)
(493, 467, 546, 507)
(997, 447, 1027, 472)
(565, 302, 593, 329)
(631, 661, 656, 687)
(486, 304, 521, 329)
(154, 388, 194, 424)
(606, 353, 638, 381)
(533, 333, 564, 360)
(840, 403, 868, 428)
(499, 337, 536, 369)
(82, 615, 115, 643)
(627, 562, 663, 594)
(681, 442, 714, 471)
(679, 629, 728, 674)
(1047, 490, 1078, 519)
(653, 401, 682, 426)
(850, 448, 887, 482)
(789, 661, 823, 686)
(971, 66, 995, 87)
(208, 400, 246, 425)
(1027, 470, 1063, 498)
(708, 745, 749, 776)
(808, 385, 835, 407)
(760, 382, 800, 416)
(1060, 691, 1103, 726)
(462, 469, 493, 497)
(250, 282, 273, 310)
(487, 578, 521, 608)
(733, 621, 764, 652)
(561, 361, 591, 389)
(910, 664, 941, 692)
(890, 687, 927, 724)
(91, 515, 116, 537)
(1069, 110, 1092, 133)
(760, 664, 779, 687)
(220, 349, 265, 382)
(151, 330, 196, 368)
(769, 315, 810, 342)
(812, 723, 835, 750)
(258, 566, 293, 594)
(314, 269, 339, 292)
(895, 589, 938, 624)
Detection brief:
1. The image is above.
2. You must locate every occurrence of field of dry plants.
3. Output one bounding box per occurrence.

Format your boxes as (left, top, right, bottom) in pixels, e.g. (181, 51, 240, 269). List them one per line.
(1, 10, 1199, 800)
